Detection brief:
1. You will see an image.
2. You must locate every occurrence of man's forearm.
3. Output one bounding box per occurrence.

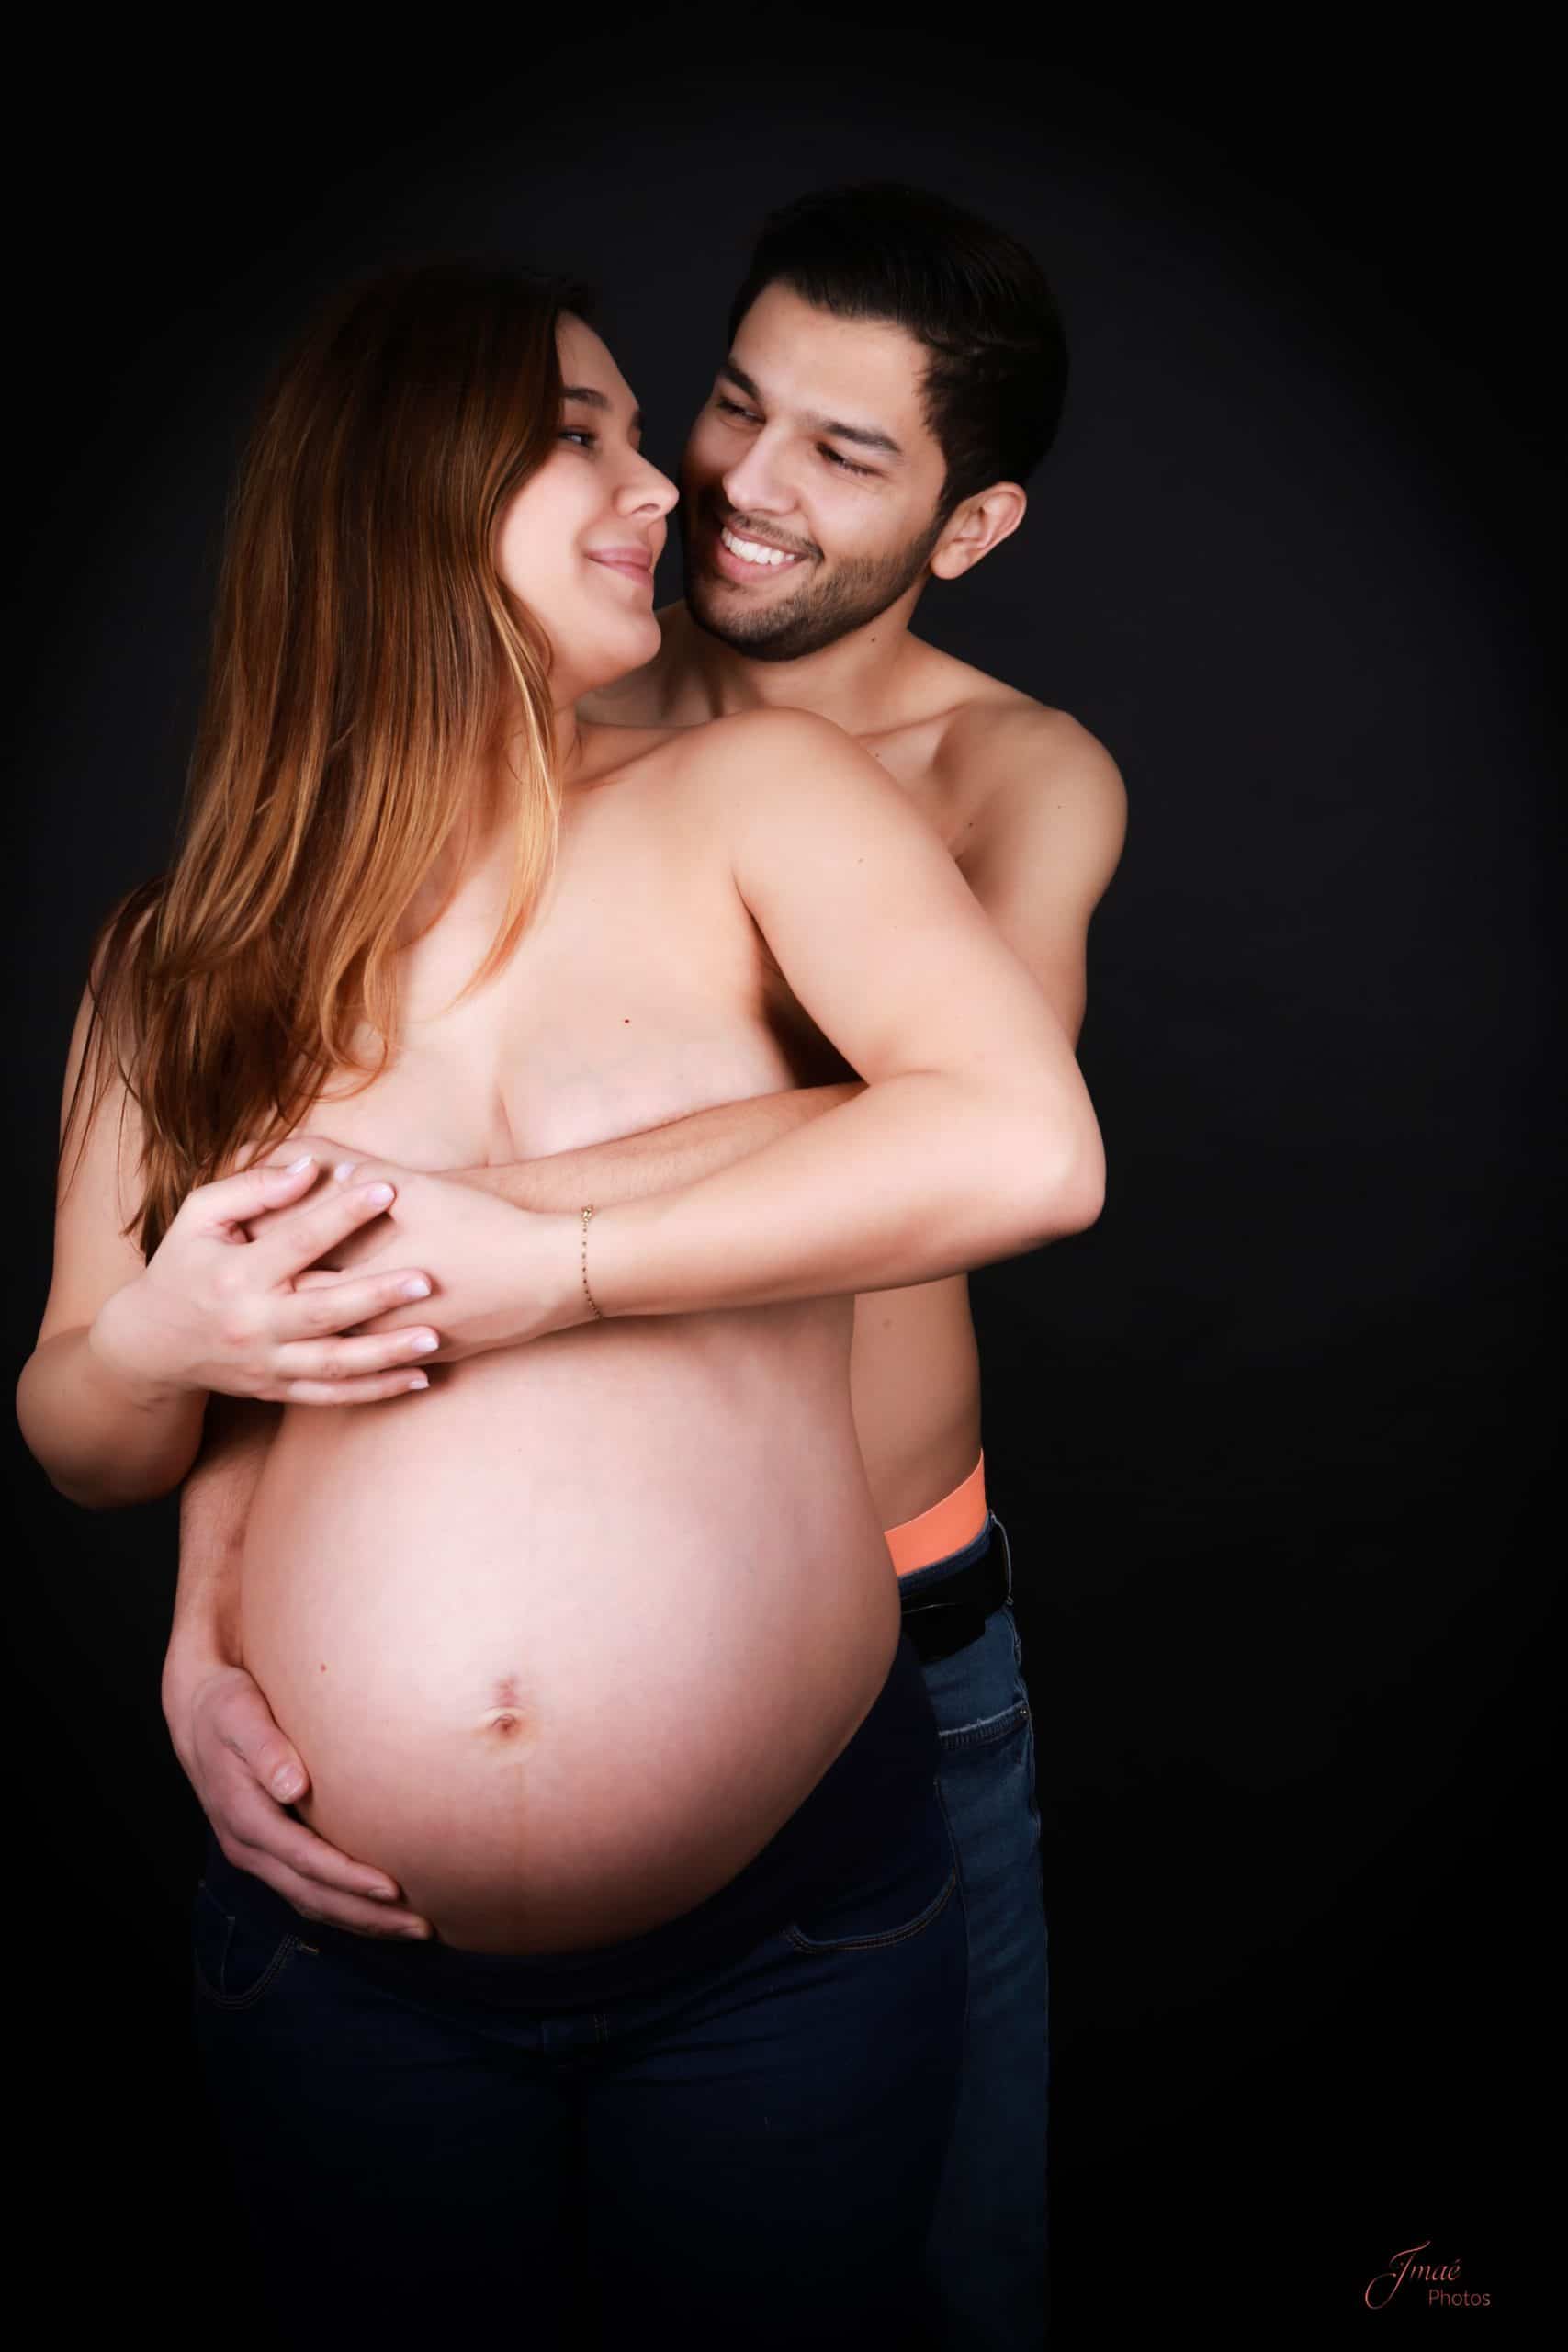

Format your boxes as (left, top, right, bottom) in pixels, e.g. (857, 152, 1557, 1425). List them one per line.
(454, 1082, 863, 1211)
(164, 1398, 279, 1746)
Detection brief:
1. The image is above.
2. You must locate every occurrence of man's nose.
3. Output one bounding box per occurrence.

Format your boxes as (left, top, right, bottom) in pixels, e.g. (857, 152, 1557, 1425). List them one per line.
(720, 437, 794, 516)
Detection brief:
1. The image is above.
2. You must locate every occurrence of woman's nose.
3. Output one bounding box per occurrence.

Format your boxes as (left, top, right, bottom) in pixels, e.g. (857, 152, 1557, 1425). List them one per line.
(619, 458, 679, 517)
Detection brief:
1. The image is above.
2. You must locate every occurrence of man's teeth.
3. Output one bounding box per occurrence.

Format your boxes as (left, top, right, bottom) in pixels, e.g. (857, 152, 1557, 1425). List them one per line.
(720, 526, 796, 568)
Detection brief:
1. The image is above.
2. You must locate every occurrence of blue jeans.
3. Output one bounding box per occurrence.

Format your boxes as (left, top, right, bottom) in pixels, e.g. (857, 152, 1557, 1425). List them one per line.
(904, 1513, 1047, 2348)
(191, 1632, 966, 2348)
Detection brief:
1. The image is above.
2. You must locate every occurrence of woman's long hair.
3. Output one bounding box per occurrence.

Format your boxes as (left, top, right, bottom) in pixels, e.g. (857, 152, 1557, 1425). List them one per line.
(68, 256, 595, 1255)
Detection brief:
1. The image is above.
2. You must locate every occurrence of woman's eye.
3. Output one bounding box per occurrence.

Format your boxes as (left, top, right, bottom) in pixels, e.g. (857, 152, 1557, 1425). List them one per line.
(559, 428, 598, 447)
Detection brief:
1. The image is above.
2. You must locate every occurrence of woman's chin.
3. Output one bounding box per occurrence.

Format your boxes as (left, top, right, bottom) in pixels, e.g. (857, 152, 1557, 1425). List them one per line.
(585, 616, 664, 695)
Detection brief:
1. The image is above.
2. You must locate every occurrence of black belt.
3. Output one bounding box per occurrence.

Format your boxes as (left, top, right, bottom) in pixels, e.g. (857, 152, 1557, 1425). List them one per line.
(898, 1531, 1010, 1664)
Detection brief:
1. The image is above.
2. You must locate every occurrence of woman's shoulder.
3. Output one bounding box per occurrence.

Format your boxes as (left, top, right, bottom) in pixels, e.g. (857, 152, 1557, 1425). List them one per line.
(680, 705, 852, 759)
(668, 706, 873, 812)
(570, 713, 852, 797)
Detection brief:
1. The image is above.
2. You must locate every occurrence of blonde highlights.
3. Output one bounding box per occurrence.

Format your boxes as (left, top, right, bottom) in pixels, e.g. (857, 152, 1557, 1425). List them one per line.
(70, 258, 594, 1254)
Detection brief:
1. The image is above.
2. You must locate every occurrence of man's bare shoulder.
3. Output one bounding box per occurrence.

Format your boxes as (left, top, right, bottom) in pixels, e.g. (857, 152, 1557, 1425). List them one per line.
(936, 680, 1126, 847)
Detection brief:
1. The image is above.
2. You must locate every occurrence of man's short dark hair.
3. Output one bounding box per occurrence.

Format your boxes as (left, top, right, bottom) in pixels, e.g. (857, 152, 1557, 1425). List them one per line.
(725, 182, 1069, 523)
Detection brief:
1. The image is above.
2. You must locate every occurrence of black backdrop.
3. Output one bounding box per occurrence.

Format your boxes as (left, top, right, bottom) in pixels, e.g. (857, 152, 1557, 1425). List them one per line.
(6, 18, 1560, 2343)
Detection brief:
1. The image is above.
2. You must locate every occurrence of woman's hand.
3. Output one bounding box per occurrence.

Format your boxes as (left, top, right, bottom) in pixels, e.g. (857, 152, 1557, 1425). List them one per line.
(170, 1662, 433, 1939)
(293, 1159, 588, 1359)
(87, 1156, 445, 1405)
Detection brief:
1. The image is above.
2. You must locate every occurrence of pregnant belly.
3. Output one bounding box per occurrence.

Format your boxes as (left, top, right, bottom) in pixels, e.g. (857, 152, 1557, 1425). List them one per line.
(239, 1306, 899, 1952)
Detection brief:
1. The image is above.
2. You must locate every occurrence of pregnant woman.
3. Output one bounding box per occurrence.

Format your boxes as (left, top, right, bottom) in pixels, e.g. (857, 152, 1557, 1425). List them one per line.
(17, 260, 1102, 2345)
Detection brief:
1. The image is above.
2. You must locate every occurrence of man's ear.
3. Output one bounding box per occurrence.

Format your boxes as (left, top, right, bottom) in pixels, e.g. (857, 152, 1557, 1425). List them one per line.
(929, 482, 1028, 582)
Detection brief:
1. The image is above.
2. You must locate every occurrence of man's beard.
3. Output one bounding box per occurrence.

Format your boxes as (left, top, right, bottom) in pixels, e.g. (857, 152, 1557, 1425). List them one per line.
(679, 498, 946, 663)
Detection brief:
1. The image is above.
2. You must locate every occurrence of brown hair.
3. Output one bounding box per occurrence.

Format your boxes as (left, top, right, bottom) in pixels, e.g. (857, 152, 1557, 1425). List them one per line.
(68, 255, 595, 1254)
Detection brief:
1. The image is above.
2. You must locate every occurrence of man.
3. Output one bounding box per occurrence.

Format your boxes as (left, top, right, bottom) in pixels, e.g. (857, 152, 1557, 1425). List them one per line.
(166, 183, 1126, 2345)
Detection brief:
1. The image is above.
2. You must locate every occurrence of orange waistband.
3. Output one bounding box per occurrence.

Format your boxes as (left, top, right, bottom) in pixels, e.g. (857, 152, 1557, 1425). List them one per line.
(885, 1453, 987, 1577)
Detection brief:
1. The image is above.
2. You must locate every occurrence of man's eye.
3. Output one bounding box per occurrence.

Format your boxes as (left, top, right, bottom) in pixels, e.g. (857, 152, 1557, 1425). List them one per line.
(716, 397, 761, 424)
(819, 447, 873, 477)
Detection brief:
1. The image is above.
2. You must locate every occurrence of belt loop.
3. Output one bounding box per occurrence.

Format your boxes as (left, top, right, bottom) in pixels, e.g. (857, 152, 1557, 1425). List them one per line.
(992, 1511, 1013, 1603)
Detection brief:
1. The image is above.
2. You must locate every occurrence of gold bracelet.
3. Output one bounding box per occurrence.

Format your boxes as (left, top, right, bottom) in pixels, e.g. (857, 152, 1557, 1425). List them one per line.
(580, 1204, 604, 1320)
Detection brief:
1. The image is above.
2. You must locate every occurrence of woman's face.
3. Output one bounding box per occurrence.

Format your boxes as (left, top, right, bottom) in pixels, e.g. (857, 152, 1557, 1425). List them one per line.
(494, 315, 677, 704)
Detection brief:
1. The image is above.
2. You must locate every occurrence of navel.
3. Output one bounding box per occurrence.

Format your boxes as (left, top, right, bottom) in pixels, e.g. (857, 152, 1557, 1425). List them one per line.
(479, 1675, 531, 1744)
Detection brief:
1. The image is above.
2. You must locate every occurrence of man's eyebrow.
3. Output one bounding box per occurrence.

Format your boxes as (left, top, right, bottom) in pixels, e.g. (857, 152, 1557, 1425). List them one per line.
(718, 358, 902, 460)
(561, 384, 644, 435)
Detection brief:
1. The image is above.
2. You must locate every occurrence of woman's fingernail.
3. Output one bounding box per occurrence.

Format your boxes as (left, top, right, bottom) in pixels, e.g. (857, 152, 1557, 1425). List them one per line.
(408, 1332, 439, 1354)
(406, 1373, 429, 1391)
(400, 1277, 432, 1301)
(272, 1766, 304, 1799)
(364, 1182, 395, 1207)
(333, 1161, 357, 1182)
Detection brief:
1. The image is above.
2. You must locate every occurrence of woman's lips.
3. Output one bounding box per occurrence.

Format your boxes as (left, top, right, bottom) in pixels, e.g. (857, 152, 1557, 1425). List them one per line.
(587, 553, 655, 589)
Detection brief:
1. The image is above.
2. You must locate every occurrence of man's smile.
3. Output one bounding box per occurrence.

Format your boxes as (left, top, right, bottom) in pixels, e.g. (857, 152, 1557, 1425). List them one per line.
(702, 512, 813, 585)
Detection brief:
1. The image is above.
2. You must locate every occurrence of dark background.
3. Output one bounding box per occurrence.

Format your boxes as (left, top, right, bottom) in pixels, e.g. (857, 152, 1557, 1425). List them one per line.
(6, 17, 1559, 2342)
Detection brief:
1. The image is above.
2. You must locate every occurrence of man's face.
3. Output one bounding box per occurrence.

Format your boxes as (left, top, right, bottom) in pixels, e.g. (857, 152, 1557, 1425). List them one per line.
(678, 283, 953, 662)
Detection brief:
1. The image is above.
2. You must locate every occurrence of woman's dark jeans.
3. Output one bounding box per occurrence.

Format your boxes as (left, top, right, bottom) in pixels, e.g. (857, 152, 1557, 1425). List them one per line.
(191, 1644, 966, 2348)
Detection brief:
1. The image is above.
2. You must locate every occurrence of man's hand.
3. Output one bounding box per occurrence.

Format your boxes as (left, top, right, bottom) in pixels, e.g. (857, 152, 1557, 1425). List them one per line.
(169, 1660, 434, 1939)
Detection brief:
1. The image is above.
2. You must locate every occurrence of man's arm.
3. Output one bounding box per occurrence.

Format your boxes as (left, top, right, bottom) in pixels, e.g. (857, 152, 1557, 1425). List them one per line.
(453, 1081, 863, 1208)
(168, 1396, 272, 1689)
(953, 706, 1128, 1045)
(166, 1396, 435, 1933)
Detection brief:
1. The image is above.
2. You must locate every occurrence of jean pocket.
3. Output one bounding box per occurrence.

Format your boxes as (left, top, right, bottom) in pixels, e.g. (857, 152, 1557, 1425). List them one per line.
(784, 1785, 959, 1955)
(939, 1695, 1031, 1757)
(191, 1877, 301, 2010)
